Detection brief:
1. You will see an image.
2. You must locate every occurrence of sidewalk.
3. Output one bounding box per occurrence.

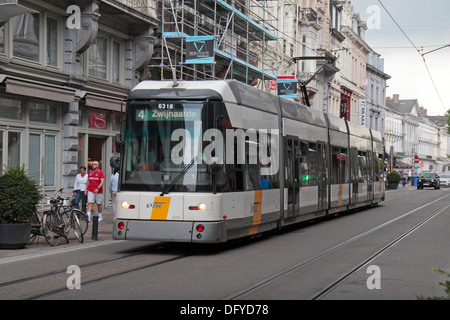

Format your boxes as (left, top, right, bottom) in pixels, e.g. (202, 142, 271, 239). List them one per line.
(0, 208, 115, 261)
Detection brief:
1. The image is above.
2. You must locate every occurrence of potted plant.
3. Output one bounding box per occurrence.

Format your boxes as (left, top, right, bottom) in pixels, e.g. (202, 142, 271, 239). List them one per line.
(387, 171, 401, 190)
(0, 165, 40, 249)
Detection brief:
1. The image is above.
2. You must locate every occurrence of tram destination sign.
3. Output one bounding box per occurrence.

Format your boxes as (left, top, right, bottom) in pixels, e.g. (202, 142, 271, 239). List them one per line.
(136, 107, 201, 122)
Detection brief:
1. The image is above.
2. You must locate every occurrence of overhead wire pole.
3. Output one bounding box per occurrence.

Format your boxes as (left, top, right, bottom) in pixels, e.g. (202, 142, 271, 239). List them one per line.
(291, 56, 336, 107)
(378, 0, 448, 114)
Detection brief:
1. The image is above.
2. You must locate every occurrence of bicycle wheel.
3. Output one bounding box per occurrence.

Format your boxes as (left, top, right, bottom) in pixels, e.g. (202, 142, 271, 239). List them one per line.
(72, 209, 89, 236)
(61, 210, 84, 242)
(28, 211, 40, 245)
(42, 211, 62, 246)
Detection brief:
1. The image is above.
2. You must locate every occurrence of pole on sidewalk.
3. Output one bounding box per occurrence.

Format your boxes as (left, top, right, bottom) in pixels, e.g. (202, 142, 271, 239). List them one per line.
(91, 216, 98, 240)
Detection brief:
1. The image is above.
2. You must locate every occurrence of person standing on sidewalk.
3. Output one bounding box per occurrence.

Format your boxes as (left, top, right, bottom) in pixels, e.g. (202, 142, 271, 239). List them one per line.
(85, 161, 105, 221)
(73, 166, 88, 214)
(109, 169, 119, 220)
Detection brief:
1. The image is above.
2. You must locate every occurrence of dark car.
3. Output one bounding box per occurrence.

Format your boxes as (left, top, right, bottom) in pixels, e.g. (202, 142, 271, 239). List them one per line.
(417, 173, 440, 190)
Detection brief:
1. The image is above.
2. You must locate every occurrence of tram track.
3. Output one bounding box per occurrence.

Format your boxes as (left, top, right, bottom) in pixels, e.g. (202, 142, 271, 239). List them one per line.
(224, 194, 450, 300)
(2, 191, 447, 300)
(0, 242, 202, 300)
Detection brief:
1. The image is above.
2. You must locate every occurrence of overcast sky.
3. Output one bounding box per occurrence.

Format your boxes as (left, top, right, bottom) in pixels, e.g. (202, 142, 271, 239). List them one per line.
(350, 0, 450, 116)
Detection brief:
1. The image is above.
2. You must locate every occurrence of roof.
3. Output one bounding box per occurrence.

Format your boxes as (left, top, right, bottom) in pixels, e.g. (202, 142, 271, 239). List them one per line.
(428, 116, 448, 128)
(386, 98, 420, 117)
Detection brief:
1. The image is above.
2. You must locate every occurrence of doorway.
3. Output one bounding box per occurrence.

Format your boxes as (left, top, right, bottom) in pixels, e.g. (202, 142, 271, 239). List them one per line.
(88, 137, 105, 170)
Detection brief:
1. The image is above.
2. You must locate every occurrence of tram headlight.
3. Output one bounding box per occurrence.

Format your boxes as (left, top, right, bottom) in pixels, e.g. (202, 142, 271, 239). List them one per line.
(121, 201, 135, 209)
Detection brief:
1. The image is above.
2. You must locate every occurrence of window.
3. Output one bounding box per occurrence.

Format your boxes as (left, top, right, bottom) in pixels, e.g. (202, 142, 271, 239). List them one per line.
(88, 35, 123, 83)
(12, 13, 40, 62)
(299, 141, 310, 186)
(112, 41, 121, 83)
(8, 132, 21, 168)
(89, 36, 108, 79)
(29, 102, 57, 124)
(0, 131, 2, 175)
(0, 25, 5, 54)
(0, 97, 22, 120)
(29, 133, 56, 186)
(47, 17, 58, 66)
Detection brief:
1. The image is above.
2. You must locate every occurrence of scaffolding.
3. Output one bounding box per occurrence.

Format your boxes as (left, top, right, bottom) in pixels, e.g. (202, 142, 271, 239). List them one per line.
(151, 0, 280, 88)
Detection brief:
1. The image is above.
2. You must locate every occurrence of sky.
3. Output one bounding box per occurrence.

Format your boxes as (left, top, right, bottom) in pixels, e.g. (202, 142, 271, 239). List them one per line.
(351, 0, 450, 116)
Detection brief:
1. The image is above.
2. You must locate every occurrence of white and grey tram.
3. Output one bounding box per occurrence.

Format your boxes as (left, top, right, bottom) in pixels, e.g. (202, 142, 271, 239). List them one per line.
(112, 80, 384, 243)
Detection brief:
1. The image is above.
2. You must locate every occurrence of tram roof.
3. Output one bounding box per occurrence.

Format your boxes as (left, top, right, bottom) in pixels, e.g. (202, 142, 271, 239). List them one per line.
(128, 80, 280, 114)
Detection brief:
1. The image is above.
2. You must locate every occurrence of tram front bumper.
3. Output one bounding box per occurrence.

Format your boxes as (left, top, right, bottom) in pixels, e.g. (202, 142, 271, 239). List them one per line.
(113, 219, 227, 243)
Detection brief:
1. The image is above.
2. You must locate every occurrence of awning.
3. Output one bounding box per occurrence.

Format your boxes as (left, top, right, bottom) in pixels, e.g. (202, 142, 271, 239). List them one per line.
(0, 2, 37, 27)
(5, 78, 76, 103)
(397, 160, 411, 169)
(85, 94, 125, 112)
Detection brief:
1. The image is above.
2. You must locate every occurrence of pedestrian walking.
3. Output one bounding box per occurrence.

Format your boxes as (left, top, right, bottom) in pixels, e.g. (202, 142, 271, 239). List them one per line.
(85, 160, 105, 221)
(109, 169, 119, 220)
(401, 171, 408, 187)
(73, 166, 88, 214)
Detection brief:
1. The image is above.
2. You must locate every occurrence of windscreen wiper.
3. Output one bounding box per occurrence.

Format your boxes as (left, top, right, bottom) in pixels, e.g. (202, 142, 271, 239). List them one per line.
(160, 156, 197, 196)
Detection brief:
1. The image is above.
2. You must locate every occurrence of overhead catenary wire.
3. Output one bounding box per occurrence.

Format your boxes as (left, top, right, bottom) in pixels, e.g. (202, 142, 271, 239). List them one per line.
(377, 0, 448, 114)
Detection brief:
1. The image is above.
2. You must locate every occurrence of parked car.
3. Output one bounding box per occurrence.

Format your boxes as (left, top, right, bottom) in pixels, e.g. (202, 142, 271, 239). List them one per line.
(417, 172, 440, 190)
(439, 173, 450, 188)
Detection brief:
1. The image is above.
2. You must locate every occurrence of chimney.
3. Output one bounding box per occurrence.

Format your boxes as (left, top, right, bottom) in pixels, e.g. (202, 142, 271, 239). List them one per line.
(419, 106, 427, 117)
(393, 94, 399, 103)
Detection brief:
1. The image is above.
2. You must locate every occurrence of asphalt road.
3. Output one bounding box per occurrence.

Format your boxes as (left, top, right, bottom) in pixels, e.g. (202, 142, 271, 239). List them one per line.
(1, 186, 449, 306)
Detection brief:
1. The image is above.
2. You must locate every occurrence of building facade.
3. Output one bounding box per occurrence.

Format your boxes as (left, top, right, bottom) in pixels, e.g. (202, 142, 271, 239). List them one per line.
(0, 0, 158, 204)
(385, 95, 444, 174)
(365, 51, 390, 135)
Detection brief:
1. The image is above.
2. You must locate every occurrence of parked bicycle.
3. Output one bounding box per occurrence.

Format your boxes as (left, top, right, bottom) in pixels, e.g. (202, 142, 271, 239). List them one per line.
(41, 189, 84, 246)
(29, 207, 44, 245)
(59, 189, 89, 237)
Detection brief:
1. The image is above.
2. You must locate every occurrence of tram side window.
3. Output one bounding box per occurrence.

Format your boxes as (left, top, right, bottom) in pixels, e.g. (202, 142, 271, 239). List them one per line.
(367, 150, 373, 180)
(331, 146, 340, 184)
(299, 141, 310, 187)
(309, 143, 317, 186)
(358, 151, 368, 182)
(340, 148, 349, 184)
(374, 153, 381, 182)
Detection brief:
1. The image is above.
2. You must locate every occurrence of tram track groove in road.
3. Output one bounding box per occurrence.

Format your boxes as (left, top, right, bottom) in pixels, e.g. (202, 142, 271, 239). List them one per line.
(311, 204, 450, 300)
(223, 194, 450, 300)
(0, 242, 205, 300)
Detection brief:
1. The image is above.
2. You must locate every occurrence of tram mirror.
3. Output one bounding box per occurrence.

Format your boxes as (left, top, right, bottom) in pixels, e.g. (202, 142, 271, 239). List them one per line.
(207, 163, 220, 175)
(115, 133, 124, 153)
(110, 155, 120, 170)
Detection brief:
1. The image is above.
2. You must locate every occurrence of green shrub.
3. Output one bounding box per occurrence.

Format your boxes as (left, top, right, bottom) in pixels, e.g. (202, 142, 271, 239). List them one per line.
(417, 268, 450, 300)
(387, 171, 401, 184)
(0, 165, 40, 224)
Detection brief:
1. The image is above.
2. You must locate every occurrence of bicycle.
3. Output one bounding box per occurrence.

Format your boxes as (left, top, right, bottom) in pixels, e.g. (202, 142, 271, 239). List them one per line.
(29, 193, 52, 245)
(29, 208, 44, 245)
(59, 189, 89, 237)
(42, 189, 83, 246)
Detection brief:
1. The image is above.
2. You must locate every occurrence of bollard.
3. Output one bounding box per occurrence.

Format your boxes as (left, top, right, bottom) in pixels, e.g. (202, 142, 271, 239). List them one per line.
(91, 216, 98, 240)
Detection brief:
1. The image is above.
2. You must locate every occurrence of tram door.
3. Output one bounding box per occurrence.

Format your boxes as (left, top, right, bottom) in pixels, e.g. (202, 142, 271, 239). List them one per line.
(317, 142, 328, 212)
(286, 138, 300, 218)
(367, 150, 374, 201)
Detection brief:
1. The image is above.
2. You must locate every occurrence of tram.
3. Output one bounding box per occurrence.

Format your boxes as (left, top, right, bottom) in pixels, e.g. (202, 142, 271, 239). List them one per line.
(112, 80, 384, 243)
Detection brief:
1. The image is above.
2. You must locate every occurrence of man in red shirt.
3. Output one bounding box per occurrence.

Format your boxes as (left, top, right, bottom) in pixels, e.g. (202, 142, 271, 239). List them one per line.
(85, 161, 105, 221)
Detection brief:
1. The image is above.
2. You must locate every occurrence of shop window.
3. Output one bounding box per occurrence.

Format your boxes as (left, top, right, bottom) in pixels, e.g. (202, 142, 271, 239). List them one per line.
(8, 132, 21, 168)
(29, 102, 57, 124)
(0, 97, 22, 120)
(29, 133, 56, 186)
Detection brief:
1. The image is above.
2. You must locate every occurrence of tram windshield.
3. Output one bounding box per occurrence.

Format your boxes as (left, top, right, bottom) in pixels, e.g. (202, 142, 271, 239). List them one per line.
(122, 101, 214, 192)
